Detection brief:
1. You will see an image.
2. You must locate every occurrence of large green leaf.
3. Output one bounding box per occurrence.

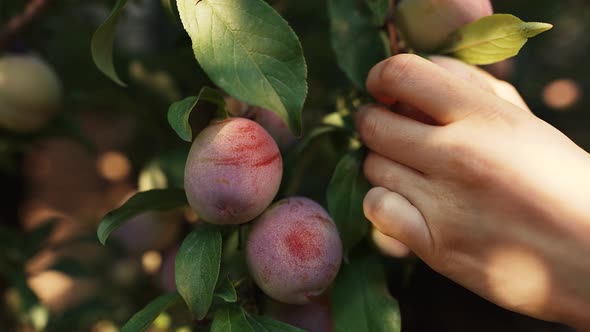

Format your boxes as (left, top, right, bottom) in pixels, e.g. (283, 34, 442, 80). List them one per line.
(168, 87, 227, 142)
(327, 148, 371, 253)
(121, 293, 181, 332)
(91, 0, 128, 86)
(328, 0, 388, 89)
(96, 189, 188, 245)
(332, 253, 401, 332)
(176, 0, 307, 136)
(175, 225, 222, 319)
(440, 14, 553, 65)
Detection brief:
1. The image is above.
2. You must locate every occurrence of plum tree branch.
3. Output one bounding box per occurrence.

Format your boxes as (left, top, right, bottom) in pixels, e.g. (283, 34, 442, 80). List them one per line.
(386, 0, 399, 55)
(0, 0, 53, 50)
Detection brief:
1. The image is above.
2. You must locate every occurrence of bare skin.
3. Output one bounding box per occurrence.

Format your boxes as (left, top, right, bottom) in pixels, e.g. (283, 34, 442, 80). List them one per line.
(357, 54, 590, 330)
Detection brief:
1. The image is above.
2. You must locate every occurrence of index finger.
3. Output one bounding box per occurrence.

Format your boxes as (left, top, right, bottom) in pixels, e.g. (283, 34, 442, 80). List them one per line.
(366, 54, 502, 125)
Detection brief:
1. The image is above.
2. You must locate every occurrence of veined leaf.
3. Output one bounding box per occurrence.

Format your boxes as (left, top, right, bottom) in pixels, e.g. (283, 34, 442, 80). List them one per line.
(440, 14, 552, 65)
(176, 0, 307, 136)
(327, 148, 371, 253)
(332, 253, 401, 332)
(175, 225, 222, 319)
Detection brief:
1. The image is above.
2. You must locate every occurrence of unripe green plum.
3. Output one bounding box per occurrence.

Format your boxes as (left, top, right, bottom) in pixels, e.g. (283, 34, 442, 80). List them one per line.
(246, 197, 342, 304)
(396, 0, 493, 51)
(0, 55, 62, 132)
(184, 118, 282, 224)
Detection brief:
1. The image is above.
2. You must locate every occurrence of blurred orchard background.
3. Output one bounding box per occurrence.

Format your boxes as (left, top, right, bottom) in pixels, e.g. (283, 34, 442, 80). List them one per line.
(0, 0, 587, 331)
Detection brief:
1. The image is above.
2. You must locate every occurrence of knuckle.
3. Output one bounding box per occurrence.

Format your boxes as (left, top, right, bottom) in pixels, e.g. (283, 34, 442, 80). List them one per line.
(363, 188, 388, 223)
(380, 54, 416, 86)
(357, 111, 379, 142)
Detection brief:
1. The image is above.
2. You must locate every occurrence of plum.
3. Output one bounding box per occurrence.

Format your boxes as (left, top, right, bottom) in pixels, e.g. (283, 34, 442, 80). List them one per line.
(265, 294, 333, 332)
(396, 0, 493, 51)
(252, 107, 297, 150)
(184, 118, 282, 224)
(0, 55, 62, 132)
(112, 211, 181, 254)
(246, 197, 342, 304)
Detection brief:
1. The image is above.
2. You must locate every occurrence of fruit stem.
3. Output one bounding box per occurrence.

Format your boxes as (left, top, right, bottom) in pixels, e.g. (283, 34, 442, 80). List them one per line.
(0, 0, 53, 50)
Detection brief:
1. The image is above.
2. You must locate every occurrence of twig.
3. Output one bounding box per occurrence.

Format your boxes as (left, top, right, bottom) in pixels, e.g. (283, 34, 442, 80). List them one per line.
(386, 0, 399, 55)
(0, 0, 53, 50)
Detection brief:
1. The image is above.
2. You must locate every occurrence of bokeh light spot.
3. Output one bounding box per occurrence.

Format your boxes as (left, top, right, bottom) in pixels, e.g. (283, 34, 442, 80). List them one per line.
(97, 151, 131, 182)
(142, 250, 162, 274)
(542, 79, 581, 110)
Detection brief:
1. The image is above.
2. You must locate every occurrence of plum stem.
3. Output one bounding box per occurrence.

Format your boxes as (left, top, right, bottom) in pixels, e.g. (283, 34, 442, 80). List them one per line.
(0, 0, 53, 50)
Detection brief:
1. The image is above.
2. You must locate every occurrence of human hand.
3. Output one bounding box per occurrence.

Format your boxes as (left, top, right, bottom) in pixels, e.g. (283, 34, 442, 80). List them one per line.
(357, 54, 590, 330)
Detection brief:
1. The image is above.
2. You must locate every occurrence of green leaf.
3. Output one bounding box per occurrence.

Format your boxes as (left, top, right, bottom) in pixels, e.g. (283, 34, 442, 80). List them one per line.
(168, 87, 227, 142)
(440, 14, 553, 65)
(214, 275, 237, 303)
(175, 225, 222, 319)
(332, 253, 401, 332)
(91, 0, 129, 86)
(176, 0, 307, 136)
(211, 306, 254, 332)
(328, 0, 388, 89)
(246, 313, 305, 332)
(282, 126, 348, 196)
(97, 189, 188, 245)
(121, 292, 181, 332)
(366, 0, 389, 26)
(327, 148, 371, 253)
